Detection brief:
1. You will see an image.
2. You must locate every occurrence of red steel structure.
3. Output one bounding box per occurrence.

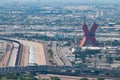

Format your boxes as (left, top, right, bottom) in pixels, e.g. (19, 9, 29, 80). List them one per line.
(80, 22, 98, 47)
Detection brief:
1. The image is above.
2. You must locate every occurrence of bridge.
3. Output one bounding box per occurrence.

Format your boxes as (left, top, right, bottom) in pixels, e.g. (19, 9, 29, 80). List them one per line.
(0, 65, 100, 75)
(0, 65, 120, 80)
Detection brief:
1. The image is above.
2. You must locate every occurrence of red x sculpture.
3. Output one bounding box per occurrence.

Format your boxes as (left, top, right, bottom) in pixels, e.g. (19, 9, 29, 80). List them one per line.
(80, 23, 98, 47)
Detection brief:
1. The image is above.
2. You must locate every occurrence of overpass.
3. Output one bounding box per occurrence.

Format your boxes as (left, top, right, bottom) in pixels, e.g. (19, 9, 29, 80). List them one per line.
(0, 65, 100, 75)
(0, 65, 120, 80)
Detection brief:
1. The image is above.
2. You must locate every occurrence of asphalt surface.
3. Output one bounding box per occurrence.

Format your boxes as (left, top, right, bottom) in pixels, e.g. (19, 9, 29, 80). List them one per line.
(52, 41, 72, 66)
(28, 45, 38, 65)
(52, 41, 64, 65)
(7, 43, 19, 67)
(58, 47, 72, 66)
(0, 65, 120, 80)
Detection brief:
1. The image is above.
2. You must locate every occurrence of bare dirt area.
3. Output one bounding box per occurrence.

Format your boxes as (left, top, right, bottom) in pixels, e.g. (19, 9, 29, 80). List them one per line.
(43, 44, 57, 65)
(0, 43, 13, 68)
(38, 74, 97, 80)
(44, 45, 57, 65)
(19, 40, 47, 66)
(19, 45, 29, 66)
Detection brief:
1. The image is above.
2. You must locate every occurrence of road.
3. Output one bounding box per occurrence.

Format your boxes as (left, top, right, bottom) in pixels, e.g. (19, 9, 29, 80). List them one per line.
(52, 41, 64, 65)
(43, 44, 50, 65)
(58, 47, 72, 66)
(7, 43, 19, 67)
(0, 38, 23, 67)
(0, 65, 120, 80)
(52, 41, 72, 66)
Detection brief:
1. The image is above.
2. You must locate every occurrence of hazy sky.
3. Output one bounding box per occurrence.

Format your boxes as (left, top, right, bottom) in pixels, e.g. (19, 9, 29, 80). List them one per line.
(41, 0, 120, 2)
(0, 0, 120, 3)
(1, 0, 120, 2)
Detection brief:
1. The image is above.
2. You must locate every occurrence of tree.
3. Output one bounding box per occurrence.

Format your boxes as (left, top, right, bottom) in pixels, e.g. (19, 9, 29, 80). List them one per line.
(80, 78, 88, 80)
(114, 57, 120, 61)
(50, 76, 60, 80)
(48, 49, 54, 57)
(42, 78, 50, 80)
(116, 49, 120, 54)
(0, 73, 37, 80)
(106, 56, 113, 64)
(97, 78, 105, 80)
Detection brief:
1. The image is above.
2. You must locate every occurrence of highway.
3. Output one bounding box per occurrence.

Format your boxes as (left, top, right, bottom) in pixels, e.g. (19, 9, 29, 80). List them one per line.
(7, 43, 19, 67)
(0, 38, 22, 66)
(52, 41, 64, 65)
(57, 47, 72, 66)
(0, 65, 120, 80)
(52, 41, 72, 66)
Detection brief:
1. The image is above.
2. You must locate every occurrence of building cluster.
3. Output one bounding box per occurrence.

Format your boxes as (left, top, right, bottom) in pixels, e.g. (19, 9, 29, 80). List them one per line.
(0, 41, 7, 59)
(0, 2, 120, 26)
(71, 46, 120, 69)
(0, 2, 120, 70)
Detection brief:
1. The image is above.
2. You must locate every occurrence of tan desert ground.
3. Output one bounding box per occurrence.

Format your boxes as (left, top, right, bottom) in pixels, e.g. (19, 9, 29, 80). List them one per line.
(19, 40, 47, 66)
